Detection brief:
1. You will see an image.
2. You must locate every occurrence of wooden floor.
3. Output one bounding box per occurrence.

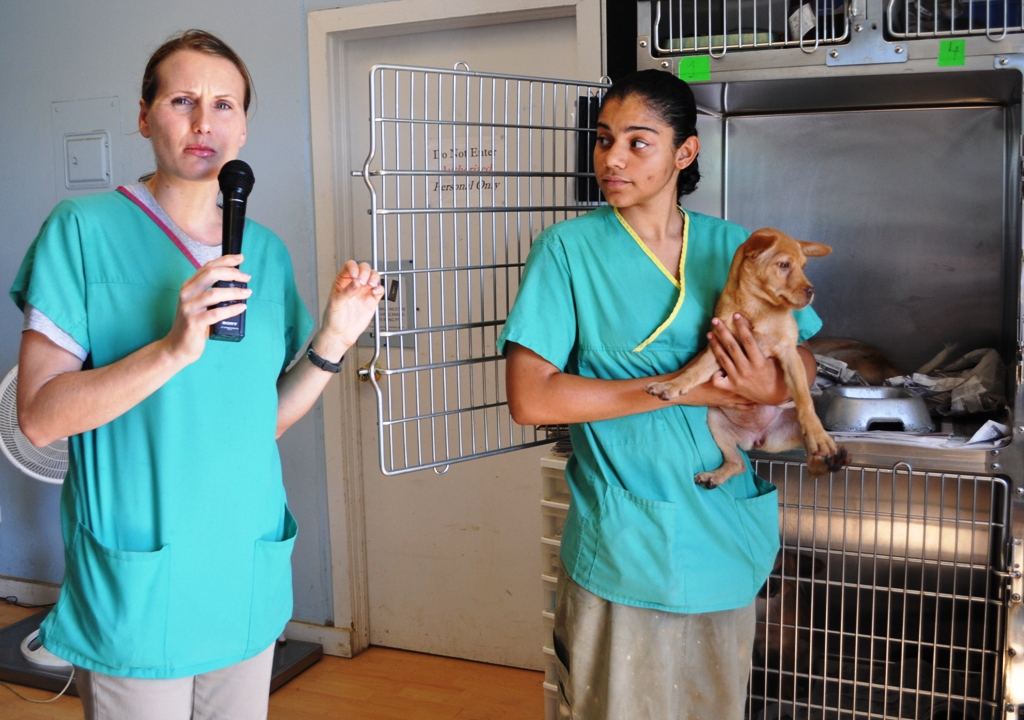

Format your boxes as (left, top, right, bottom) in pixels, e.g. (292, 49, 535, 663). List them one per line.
(0, 603, 544, 719)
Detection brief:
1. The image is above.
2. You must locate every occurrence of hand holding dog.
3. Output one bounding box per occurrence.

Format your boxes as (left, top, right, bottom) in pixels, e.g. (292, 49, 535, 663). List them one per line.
(706, 314, 791, 406)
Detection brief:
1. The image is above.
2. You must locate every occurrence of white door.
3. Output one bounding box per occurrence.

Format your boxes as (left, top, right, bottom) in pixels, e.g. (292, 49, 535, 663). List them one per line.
(313, 3, 602, 669)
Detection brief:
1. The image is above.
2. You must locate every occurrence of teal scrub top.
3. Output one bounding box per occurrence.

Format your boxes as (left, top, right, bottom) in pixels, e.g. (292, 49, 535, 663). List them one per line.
(498, 205, 822, 614)
(10, 190, 314, 678)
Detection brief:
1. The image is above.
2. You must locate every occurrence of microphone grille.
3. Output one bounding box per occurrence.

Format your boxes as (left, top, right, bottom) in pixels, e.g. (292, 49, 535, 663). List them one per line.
(218, 159, 255, 197)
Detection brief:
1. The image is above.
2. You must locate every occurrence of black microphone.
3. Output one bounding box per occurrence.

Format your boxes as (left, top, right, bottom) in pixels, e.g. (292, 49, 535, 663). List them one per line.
(210, 160, 255, 342)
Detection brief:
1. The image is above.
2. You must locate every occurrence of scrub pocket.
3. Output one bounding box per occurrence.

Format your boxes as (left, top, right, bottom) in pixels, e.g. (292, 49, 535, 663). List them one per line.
(588, 483, 681, 607)
(247, 505, 298, 653)
(673, 476, 780, 608)
(734, 476, 781, 584)
(58, 523, 171, 669)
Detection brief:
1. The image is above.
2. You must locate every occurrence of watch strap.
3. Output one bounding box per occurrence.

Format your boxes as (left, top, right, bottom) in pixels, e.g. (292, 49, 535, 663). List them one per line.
(306, 343, 344, 373)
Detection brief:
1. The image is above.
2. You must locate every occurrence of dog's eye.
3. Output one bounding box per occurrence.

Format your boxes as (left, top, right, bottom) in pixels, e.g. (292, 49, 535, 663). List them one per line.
(777, 261, 790, 270)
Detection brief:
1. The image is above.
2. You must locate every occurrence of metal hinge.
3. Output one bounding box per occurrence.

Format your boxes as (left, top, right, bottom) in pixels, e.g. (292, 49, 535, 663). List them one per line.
(1010, 538, 1023, 604)
(357, 362, 382, 383)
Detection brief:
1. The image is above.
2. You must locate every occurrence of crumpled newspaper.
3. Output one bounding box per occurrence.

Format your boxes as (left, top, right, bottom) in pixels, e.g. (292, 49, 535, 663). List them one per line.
(813, 354, 869, 390)
(884, 345, 1005, 416)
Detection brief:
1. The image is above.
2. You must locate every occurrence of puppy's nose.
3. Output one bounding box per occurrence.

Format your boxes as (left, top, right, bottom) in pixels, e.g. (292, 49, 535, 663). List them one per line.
(804, 285, 814, 300)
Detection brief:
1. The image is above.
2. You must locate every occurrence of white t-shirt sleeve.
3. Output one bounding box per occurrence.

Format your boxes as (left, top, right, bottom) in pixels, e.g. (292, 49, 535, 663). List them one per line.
(23, 302, 88, 362)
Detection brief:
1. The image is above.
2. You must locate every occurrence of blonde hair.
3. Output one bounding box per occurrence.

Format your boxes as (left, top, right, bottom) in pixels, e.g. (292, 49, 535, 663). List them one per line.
(141, 29, 254, 112)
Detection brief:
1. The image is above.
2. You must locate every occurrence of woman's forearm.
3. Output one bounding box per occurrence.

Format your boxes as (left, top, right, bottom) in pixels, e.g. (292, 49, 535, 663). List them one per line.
(505, 342, 747, 426)
(274, 332, 350, 439)
(17, 330, 190, 447)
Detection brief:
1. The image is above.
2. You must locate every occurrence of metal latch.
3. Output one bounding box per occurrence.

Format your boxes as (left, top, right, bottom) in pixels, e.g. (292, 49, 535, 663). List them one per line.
(357, 362, 382, 382)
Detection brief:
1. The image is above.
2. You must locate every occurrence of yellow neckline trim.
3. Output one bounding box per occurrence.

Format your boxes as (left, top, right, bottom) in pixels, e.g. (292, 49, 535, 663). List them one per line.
(614, 207, 689, 353)
(614, 207, 681, 289)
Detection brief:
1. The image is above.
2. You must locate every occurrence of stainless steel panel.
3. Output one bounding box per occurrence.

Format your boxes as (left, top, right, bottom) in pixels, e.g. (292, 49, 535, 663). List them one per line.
(689, 70, 1021, 115)
(723, 105, 1008, 372)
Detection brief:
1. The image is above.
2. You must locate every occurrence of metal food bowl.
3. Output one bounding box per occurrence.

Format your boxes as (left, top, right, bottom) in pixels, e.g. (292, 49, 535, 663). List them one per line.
(815, 386, 936, 433)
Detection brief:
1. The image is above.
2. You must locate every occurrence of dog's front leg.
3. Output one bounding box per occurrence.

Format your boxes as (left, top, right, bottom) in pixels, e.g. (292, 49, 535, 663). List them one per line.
(694, 408, 748, 488)
(645, 348, 721, 401)
(775, 345, 849, 476)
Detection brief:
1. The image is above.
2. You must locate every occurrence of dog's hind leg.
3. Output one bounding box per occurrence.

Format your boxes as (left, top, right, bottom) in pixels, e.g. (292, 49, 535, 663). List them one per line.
(694, 408, 749, 489)
(646, 348, 721, 401)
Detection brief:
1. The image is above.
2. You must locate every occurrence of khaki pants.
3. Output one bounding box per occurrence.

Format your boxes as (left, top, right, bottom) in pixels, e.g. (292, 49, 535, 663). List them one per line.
(554, 564, 755, 720)
(76, 642, 275, 720)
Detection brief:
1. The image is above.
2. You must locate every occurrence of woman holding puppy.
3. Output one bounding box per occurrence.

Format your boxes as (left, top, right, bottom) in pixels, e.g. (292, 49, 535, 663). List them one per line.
(501, 70, 820, 719)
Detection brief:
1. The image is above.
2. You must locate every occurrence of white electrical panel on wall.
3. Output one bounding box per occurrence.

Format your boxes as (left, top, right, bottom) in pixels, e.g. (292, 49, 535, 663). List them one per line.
(64, 131, 110, 189)
(50, 97, 123, 202)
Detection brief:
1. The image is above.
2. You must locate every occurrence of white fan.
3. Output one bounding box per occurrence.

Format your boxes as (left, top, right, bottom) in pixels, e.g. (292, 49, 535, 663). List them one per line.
(0, 365, 72, 671)
(0, 366, 67, 484)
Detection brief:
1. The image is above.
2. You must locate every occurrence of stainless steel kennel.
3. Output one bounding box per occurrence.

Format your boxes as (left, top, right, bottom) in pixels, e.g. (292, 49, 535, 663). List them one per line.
(358, 1, 1024, 715)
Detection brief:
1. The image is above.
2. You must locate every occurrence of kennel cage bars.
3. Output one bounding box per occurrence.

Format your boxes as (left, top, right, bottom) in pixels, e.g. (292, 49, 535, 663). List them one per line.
(637, 0, 1024, 70)
(748, 459, 1009, 719)
(359, 65, 608, 475)
(648, 0, 850, 57)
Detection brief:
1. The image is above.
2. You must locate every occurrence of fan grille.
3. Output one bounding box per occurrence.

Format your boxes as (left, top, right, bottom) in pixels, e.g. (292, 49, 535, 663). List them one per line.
(0, 366, 67, 484)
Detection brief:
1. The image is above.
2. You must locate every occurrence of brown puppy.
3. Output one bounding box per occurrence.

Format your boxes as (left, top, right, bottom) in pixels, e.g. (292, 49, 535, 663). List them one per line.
(645, 228, 849, 486)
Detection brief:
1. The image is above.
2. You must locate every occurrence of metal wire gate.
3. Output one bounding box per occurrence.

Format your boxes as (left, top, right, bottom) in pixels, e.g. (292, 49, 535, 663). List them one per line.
(360, 64, 608, 475)
(748, 458, 1009, 719)
(646, 0, 850, 57)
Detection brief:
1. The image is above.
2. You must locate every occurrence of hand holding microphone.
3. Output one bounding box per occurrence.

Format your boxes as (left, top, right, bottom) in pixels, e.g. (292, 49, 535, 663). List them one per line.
(210, 160, 255, 342)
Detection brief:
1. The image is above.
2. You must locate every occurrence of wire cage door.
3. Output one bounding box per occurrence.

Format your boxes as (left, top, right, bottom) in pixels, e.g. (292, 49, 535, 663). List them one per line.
(644, 0, 850, 57)
(361, 64, 608, 475)
(748, 459, 1008, 719)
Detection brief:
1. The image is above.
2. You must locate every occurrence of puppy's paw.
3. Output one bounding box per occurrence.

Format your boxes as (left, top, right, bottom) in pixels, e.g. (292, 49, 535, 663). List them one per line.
(805, 430, 837, 459)
(826, 446, 851, 472)
(806, 446, 851, 477)
(695, 471, 726, 489)
(645, 381, 681, 401)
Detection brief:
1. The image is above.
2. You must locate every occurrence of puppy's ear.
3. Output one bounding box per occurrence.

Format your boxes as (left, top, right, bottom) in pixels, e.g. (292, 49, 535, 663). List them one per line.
(799, 241, 832, 258)
(744, 229, 779, 259)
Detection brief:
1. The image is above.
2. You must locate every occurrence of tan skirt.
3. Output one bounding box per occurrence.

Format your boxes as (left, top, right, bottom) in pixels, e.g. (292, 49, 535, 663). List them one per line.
(553, 563, 755, 720)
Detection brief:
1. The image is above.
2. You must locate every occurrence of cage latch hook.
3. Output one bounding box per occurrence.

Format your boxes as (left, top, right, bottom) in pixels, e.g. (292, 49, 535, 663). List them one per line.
(357, 362, 382, 383)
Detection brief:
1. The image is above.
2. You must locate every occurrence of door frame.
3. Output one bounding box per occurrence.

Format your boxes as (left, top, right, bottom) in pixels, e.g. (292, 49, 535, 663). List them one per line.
(306, 0, 604, 657)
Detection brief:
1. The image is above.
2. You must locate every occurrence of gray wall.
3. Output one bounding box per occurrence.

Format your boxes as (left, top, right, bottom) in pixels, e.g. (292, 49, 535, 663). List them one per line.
(0, 0, 379, 624)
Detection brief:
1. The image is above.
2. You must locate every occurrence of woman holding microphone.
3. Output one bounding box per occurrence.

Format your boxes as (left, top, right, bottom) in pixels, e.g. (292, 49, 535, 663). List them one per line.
(11, 29, 382, 719)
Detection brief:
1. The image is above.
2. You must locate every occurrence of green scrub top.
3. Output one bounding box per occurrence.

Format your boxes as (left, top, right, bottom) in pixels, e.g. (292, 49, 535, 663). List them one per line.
(498, 205, 821, 614)
(10, 190, 314, 678)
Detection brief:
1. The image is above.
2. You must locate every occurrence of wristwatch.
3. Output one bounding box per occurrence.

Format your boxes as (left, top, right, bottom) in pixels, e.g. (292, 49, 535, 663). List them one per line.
(306, 343, 344, 373)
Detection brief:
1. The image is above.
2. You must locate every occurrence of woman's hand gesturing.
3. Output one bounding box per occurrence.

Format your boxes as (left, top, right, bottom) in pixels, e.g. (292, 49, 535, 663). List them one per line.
(315, 260, 386, 360)
(162, 254, 252, 365)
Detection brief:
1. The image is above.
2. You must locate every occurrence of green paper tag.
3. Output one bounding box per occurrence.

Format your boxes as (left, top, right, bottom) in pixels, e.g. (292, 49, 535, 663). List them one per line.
(678, 56, 711, 82)
(938, 39, 965, 66)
